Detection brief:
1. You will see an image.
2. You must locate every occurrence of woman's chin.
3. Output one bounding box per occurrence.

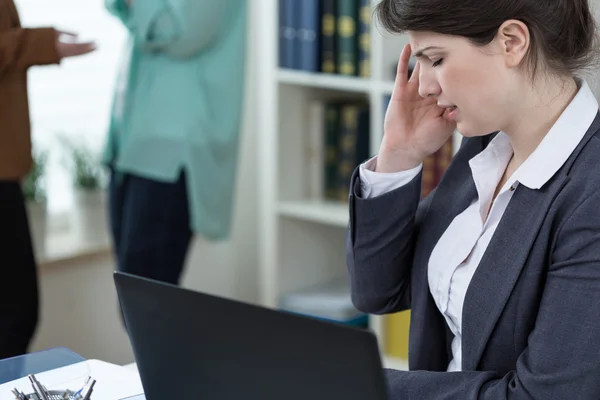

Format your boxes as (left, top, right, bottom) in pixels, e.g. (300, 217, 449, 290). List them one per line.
(455, 122, 496, 138)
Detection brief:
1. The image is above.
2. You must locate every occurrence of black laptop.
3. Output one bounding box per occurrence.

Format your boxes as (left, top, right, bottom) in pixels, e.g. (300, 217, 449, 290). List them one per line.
(114, 271, 389, 400)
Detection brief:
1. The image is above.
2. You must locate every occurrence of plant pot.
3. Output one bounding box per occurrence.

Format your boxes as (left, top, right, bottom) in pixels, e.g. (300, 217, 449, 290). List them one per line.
(71, 189, 108, 243)
(26, 200, 47, 255)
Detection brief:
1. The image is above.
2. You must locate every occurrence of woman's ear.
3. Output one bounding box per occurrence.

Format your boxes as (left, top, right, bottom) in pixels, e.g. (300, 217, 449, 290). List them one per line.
(495, 19, 530, 69)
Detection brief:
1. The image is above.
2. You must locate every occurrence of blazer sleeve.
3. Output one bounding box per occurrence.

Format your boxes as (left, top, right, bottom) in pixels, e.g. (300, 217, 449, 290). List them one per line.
(0, 27, 59, 73)
(346, 165, 434, 314)
(381, 188, 600, 399)
(110, 0, 235, 59)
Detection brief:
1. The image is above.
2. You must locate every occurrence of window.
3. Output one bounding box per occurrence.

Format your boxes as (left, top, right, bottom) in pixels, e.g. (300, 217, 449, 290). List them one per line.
(15, 0, 128, 214)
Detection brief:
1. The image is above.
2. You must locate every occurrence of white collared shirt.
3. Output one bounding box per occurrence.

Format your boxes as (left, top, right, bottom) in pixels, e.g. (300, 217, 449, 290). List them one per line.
(359, 80, 599, 371)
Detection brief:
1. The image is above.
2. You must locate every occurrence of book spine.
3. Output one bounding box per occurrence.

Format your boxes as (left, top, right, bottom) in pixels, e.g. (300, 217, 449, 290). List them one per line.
(336, 0, 358, 76)
(279, 0, 300, 69)
(435, 138, 454, 183)
(298, 0, 322, 72)
(421, 153, 437, 198)
(337, 104, 359, 201)
(355, 104, 370, 164)
(358, 0, 371, 77)
(385, 311, 411, 360)
(321, 0, 337, 73)
(336, 103, 369, 201)
(306, 101, 325, 199)
(324, 103, 341, 200)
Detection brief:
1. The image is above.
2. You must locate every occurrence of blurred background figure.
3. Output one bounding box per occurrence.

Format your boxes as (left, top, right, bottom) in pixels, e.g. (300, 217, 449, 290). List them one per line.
(0, 0, 95, 359)
(103, 0, 248, 286)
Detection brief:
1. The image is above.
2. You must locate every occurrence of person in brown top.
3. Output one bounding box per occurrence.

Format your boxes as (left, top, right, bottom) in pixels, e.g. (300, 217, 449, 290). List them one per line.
(0, 0, 95, 359)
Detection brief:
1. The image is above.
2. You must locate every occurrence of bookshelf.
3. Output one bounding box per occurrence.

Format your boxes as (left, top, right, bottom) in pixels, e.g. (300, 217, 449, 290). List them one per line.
(256, 0, 453, 370)
(278, 200, 348, 227)
(278, 70, 373, 93)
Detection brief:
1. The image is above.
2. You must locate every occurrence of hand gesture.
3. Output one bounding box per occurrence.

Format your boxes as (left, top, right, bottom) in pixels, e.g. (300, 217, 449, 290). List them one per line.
(55, 31, 96, 59)
(377, 44, 456, 173)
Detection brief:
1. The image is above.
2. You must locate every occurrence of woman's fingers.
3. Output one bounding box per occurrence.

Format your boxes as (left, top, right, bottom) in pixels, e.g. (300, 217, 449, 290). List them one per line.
(395, 44, 412, 88)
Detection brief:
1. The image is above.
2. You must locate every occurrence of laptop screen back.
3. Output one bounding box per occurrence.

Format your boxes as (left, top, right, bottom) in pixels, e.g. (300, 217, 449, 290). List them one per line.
(114, 272, 388, 400)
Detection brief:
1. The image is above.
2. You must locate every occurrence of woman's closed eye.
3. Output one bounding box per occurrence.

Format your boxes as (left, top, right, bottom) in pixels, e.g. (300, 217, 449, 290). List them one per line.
(432, 58, 444, 67)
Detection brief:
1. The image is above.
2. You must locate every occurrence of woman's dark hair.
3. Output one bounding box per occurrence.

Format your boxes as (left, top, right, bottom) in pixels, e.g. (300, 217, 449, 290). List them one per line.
(376, 0, 600, 78)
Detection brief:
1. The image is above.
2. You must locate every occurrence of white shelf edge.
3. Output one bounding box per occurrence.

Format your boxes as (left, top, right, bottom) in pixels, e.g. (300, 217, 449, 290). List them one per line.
(277, 69, 398, 99)
(277, 200, 349, 228)
(380, 81, 395, 96)
(278, 69, 374, 93)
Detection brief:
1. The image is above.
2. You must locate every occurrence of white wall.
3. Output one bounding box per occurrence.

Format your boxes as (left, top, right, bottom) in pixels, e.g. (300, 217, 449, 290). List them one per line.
(32, 255, 134, 364)
(587, 0, 600, 98)
(31, 2, 261, 365)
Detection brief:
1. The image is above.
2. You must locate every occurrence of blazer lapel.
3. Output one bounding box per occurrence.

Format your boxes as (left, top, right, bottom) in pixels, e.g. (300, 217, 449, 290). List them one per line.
(408, 136, 481, 370)
(461, 174, 569, 370)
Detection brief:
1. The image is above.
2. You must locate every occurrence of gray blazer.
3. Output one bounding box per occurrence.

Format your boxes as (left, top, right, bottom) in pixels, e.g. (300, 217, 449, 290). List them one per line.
(346, 112, 600, 399)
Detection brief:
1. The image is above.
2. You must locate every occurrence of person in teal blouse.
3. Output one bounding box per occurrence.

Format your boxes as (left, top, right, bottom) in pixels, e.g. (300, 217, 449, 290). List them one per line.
(103, 0, 247, 285)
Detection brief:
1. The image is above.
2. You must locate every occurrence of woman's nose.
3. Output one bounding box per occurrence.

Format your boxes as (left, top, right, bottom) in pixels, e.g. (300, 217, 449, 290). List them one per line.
(418, 68, 441, 99)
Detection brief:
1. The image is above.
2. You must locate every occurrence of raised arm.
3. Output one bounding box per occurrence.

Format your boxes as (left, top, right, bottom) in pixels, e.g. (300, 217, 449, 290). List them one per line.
(346, 43, 454, 313)
(0, 28, 59, 73)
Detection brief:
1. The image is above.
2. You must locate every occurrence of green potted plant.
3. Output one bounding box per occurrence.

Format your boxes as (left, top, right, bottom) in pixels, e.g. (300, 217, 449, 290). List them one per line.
(60, 137, 107, 241)
(70, 143, 105, 193)
(23, 150, 48, 254)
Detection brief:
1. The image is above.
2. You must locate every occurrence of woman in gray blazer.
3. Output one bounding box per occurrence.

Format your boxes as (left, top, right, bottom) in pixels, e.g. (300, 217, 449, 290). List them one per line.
(346, 0, 600, 398)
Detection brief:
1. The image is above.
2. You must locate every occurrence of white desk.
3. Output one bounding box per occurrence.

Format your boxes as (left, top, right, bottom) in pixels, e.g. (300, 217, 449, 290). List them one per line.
(124, 362, 139, 372)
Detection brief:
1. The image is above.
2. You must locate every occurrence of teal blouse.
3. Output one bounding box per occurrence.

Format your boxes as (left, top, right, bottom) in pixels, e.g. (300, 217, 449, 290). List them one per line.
(103, 0, 248, 240)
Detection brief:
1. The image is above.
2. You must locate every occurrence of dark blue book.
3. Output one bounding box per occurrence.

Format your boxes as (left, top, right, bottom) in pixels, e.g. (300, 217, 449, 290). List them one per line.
(279, 0, 300, 69)
(297, 0, 322, 72)
(320, 0, 337, 73)
(358, 0, 371, 77)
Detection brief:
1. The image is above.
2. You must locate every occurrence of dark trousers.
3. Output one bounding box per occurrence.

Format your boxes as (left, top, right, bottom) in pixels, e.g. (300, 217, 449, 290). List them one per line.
(0, 181, 39, 360)
(108, 171, 193, 285)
